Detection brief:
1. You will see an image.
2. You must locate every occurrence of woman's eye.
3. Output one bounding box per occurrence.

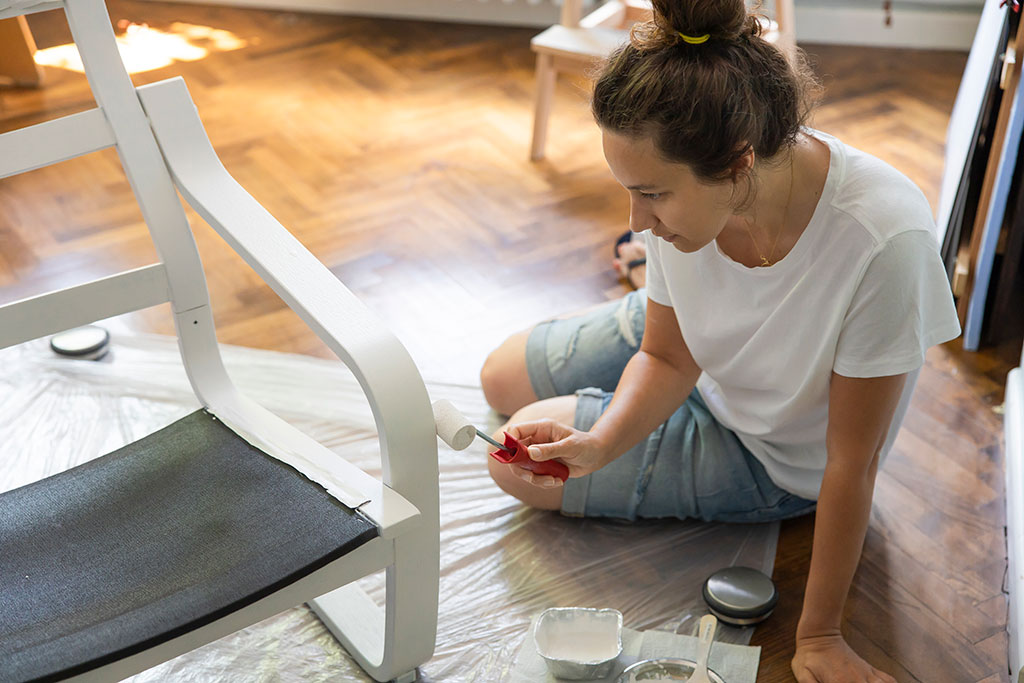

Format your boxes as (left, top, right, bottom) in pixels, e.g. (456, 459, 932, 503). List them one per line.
(639, 191, 662, 200)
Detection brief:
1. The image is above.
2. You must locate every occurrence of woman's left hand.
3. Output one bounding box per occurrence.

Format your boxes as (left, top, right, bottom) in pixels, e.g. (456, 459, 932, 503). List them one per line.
(791, 632, 896, 683)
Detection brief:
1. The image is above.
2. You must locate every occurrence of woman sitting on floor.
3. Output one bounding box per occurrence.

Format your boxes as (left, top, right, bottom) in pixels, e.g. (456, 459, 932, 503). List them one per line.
(480, 1, 960, 681)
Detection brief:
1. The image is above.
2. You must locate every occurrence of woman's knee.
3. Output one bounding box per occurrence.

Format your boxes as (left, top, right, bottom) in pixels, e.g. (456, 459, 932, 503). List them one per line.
(487, 457, 563, 511)
(480, 328, 538, 416)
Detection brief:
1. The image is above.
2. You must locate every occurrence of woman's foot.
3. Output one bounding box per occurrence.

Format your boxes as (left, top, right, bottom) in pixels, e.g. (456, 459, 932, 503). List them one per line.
(613, 232, 647, 290)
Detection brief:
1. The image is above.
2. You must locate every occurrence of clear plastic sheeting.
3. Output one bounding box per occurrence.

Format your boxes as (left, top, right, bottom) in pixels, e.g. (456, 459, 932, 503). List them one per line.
(0, 334, 777, 681)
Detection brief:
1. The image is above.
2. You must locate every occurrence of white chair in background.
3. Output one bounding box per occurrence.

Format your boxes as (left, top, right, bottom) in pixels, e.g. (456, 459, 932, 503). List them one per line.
(0, 0, 438, 681)
(529, 0, 797, 161)
(0, 16, 43, 87)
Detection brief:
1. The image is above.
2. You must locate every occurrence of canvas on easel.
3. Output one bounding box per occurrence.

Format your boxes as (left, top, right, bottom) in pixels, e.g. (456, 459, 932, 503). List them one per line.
(963, 56, 1024, 349)
(937, 1, 1011, 277)
(986, 153, 1024, 346)
(959, 12, 1024, 350)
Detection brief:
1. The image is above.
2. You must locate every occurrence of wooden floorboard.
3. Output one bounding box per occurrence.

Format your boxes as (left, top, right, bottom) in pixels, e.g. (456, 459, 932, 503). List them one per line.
(1, 5, 1020, 681)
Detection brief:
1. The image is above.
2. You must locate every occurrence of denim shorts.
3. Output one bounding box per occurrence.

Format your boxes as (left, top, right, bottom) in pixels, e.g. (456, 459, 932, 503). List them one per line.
(525, 289, 817, 523)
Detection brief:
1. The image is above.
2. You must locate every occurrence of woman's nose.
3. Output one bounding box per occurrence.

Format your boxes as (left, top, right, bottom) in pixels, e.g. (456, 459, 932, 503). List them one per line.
(629, 200, 655, 233)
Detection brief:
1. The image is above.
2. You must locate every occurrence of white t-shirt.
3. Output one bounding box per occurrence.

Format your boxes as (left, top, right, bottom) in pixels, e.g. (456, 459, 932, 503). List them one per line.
(645, 130, 961, 500)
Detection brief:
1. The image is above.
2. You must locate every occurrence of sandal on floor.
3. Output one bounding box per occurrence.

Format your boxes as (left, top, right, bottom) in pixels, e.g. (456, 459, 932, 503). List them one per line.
(614, 231, 646, 290)
(614, 230, 633, 257)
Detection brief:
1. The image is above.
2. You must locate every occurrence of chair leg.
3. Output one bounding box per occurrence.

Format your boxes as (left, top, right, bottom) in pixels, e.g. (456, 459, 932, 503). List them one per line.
(0, 17, 43, 88)
(774, 0, 797, 60)
(530, 52, 557, 162)
(309, 534, 437, 682)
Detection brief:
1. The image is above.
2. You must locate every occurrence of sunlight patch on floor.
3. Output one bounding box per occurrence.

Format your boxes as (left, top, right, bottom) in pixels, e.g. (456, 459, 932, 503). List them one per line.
(34, 21, 247, 74)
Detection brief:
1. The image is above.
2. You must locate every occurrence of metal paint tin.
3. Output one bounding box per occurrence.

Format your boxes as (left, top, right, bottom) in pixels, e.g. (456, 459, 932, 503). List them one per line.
(702, 566, 778, 626)
(49, 325, 110, 361)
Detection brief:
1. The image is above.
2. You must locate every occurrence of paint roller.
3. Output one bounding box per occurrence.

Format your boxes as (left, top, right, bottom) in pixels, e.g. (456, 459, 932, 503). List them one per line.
(431, 400, 569, 482)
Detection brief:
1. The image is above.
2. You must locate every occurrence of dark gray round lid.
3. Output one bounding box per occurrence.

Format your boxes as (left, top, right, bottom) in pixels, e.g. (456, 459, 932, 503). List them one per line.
(702, 566, 778, 622)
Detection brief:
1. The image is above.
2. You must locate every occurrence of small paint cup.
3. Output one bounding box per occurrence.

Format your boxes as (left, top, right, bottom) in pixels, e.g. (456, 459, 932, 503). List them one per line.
(534, 607, 623, 680)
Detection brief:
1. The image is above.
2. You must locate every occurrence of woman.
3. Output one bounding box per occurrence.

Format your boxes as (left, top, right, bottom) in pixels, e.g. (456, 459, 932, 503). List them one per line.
(480, 1, 961, 680)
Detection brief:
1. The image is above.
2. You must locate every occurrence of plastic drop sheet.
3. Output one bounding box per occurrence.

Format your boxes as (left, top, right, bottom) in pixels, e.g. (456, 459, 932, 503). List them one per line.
(0, 334, 778, 682)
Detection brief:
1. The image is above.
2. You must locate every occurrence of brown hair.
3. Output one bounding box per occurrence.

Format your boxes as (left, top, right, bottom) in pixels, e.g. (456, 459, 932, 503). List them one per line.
(592, 0, 820, 192)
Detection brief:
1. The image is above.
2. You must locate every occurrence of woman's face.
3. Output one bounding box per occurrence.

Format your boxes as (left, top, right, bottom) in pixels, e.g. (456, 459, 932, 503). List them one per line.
(601, 129, 739, 253)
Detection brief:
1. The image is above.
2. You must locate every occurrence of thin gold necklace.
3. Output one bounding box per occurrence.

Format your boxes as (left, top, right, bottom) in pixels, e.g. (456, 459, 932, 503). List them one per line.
(743, 154, 796, 267)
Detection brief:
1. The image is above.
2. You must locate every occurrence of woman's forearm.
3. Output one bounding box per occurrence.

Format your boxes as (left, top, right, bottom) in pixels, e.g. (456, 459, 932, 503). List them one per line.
(797, 456, 879, 638)
(588, 348, 700, 459)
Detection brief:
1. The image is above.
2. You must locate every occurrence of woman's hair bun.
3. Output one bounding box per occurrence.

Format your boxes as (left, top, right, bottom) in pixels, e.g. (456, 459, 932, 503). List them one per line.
(636, 0, 761, 48)
(593, 0, 820, 184)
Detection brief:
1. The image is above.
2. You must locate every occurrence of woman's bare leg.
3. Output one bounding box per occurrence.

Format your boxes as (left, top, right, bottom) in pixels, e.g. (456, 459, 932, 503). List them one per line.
(480, 302, 613, 416)
(480, 328, 537, 417)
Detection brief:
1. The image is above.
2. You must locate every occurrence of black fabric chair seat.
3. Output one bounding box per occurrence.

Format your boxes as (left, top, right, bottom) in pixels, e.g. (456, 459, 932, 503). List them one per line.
(0, 410, 378, 682)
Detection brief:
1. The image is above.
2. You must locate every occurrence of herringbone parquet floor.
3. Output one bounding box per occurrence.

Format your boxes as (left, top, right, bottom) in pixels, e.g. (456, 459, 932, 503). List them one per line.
(1, 4, 1021, 681)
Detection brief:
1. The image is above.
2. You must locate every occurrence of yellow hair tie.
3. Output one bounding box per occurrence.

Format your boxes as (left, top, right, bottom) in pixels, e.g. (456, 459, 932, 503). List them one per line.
(678, 32, 710, 44)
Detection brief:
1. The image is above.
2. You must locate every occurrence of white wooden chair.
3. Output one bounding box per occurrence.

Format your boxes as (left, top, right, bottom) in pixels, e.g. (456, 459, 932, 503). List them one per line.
(0, 1, 438, 681)
(529, 0, 797, 161)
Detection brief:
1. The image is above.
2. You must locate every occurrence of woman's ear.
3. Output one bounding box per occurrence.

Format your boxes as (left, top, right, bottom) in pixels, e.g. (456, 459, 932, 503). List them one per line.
(727, 145, 757, 210)
(729, 145, 756, 181)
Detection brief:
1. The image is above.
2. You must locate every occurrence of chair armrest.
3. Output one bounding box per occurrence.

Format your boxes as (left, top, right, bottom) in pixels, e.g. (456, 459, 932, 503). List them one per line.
(135, 78, 438, 522)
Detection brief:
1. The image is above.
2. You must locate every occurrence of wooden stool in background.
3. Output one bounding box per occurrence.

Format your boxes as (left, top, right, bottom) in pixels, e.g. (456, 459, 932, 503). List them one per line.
(529, 0, 796, 162)
(529, 0, 645, 162)
(0, 16, 43, 88)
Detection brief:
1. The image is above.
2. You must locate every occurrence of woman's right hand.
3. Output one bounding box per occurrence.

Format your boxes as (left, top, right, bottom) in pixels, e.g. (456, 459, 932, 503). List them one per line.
(792, 631, 896, 683)
(506, 419, 613, 484)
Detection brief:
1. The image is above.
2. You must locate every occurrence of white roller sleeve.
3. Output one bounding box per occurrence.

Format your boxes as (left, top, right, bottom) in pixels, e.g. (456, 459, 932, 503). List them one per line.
(431, 399, 476, 451)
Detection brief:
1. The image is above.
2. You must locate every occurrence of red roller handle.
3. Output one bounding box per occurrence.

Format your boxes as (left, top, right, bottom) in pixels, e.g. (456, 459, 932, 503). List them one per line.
(489, 431, 569, 483)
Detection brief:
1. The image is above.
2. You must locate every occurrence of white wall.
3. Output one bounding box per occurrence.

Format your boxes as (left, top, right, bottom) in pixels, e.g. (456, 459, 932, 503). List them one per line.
(795, 1, 986, 50)
(146, 0, 988, 51)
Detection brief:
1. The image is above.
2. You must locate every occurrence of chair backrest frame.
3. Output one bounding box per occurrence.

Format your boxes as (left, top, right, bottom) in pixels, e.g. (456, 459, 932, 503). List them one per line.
(0, 0, 440, 523)
(0, 0, 233, 414)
